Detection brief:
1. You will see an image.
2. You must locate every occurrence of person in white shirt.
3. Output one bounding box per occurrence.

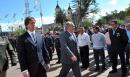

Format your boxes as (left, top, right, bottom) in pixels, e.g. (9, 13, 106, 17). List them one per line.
(78, 27, 90, 69)
(92, 26, 106, 71)
(105, 28, 112, 63)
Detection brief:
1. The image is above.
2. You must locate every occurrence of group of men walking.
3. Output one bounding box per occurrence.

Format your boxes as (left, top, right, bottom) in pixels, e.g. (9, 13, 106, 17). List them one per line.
(0, 16, 130, 77)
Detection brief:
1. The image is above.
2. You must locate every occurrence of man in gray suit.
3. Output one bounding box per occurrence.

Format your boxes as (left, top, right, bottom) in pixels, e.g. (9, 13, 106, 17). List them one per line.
(59, 21, 82, 77)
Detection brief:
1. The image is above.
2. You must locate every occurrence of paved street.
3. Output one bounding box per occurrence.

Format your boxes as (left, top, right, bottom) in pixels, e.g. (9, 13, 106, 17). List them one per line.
(7, 50, 130, 77)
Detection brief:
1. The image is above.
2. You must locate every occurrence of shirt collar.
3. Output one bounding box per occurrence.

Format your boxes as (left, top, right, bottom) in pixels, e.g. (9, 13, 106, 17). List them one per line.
(27, 30, 35, 36)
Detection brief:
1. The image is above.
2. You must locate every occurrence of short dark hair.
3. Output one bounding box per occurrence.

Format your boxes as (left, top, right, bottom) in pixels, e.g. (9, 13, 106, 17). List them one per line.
(24, 16, 35, 27)
(111, 20, 117, 24)
(93, 26, 100, 31)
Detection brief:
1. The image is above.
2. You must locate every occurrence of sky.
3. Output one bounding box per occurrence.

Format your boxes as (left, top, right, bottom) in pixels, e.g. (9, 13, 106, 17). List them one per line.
(0, 0, 130, 32)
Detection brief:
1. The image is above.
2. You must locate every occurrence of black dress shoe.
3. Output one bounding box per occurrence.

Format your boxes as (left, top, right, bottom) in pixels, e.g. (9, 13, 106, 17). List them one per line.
(56, 61, 60, 64)
(122, 73, 127, 77)
(81, 66, 88, 69)
(109, 70, 117, 73)
(101, 67, 107, 72)
(94, 67, 100, 71)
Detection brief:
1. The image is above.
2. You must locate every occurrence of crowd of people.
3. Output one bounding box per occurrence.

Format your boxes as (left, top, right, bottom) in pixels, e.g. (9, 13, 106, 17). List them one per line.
(0, 16, 130, 77)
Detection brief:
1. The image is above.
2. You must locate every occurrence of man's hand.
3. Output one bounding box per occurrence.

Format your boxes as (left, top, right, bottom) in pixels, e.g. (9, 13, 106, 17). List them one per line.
(71, 55, 77, 62)
(22, 70, 30, 77)
(42, 63, 50, 72)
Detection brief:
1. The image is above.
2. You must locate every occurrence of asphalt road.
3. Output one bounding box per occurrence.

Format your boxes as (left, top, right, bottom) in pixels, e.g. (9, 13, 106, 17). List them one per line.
(7, 50, 130, 77)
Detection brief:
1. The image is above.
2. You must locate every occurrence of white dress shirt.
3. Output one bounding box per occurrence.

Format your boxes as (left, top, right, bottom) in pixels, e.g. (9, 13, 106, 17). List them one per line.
(27, 30, 36, 42)
(78, 32, 90, 47)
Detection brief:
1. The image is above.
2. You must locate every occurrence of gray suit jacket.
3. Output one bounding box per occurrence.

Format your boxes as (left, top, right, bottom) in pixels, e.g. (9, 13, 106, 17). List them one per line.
(60, 31, 80, 64)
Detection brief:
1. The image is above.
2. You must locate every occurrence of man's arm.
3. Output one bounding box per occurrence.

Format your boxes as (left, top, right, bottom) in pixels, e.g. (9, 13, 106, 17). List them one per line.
(121, 29, 128, 47)
(6, 38, 17, 66)
(42, 36, 50, 64)
(17, 36, 28, 72)
(59, 34, 74, 58)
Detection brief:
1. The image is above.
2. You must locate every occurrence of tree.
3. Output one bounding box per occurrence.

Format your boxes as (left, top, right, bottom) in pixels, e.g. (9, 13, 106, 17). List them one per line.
(13, 28, 26, 36)
(96, 18, 107, 26)
(55, 9, 66, 26)
(83, 19, 93, 28)
(72, 0, 99, 25)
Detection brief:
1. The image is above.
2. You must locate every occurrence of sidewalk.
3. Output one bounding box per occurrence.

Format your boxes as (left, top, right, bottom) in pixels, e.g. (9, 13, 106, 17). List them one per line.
(7, 50, 130, 77)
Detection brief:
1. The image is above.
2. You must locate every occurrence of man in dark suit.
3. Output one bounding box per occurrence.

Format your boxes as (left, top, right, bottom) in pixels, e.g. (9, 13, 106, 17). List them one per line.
(54, 33, 61, 64)
(0, 36, 17, 77)
(45, 33, 53, 61)
(59, 21, 81, 77)
(17, 16, 50, 77)
(109, 20, 128, 77)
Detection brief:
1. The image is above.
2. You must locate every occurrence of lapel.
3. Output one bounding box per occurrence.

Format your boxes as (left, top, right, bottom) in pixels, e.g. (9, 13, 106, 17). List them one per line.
(65, 31, 77, 42)
(26, 32, 36, 46)
(35, 32, 40, 46)
(113, 27, 120, 37)
(73, 33, 77, 42)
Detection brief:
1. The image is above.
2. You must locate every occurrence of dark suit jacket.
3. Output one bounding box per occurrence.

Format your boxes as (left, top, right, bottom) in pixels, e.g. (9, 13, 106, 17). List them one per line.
(17, 32, 50, 74)
(45, 36, 53, 48)
(109, 27, 128, 52)
(60, 31, 80, 64)
(54, 37, 61, 48)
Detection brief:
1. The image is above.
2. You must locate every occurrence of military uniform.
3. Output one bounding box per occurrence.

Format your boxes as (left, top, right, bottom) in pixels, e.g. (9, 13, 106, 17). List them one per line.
(0, 36, 17, 77)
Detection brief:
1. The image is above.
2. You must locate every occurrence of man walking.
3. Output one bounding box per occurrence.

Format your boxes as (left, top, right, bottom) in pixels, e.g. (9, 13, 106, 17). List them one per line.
(17, 16, 50, 77)
(59, 21, 81, 77)
(109, 20, 128, 77)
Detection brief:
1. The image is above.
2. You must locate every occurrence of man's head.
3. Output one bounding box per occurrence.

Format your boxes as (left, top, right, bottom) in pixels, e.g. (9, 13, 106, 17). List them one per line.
(24, 16, 36, 32)
(111, 20, 118, 29)
(64, 21, 75, 33)
(79, 27, 85, 34)
(93, 26, 100, 33)
(125, 23, 130, 30)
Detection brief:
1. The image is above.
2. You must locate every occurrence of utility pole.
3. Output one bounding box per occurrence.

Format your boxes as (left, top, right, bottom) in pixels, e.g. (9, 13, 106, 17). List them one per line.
(0, 25, 2, 32)
(39, 0, 43, 27)
(24, 0, 30, 17)
(38, 0, 43, 33)
(78, 0, 81, 27)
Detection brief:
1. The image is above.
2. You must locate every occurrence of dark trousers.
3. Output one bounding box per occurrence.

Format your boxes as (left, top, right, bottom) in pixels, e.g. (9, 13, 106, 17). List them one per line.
(0, 71, 6, 77)
(79, 45, 89, 67)
(111, 50, 127, 73)
(47, 48, 52, 60)
(59, 62, 81, 77)
(93, 48, 105, 68)
(30, 63, 47, 77)
(107, 45, 112, 61)
(56, 48, 61, 62)
(125, 43, 130, 64)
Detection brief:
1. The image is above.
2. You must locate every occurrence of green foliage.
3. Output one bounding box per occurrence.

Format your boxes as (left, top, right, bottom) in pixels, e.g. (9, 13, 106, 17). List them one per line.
(13, 28, 26, 36)
(117, 19, 124, 25)
(96, 18, 107, 26)
(55, 9, 66, 25)
(97, 5, 130, 25)
(72, 0, 99, 19)
(83, 19, 93, 28)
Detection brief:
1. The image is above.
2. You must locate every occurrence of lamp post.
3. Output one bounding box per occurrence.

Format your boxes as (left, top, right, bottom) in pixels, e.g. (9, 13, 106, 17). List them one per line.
(0, 25, 2, 32)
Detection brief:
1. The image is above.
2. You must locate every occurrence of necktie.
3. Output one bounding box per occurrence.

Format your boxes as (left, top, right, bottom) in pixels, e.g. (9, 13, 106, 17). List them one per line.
(72, 33, 77, 42)
(31, 33, 47, 69)
(31, 33, 36, 44)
